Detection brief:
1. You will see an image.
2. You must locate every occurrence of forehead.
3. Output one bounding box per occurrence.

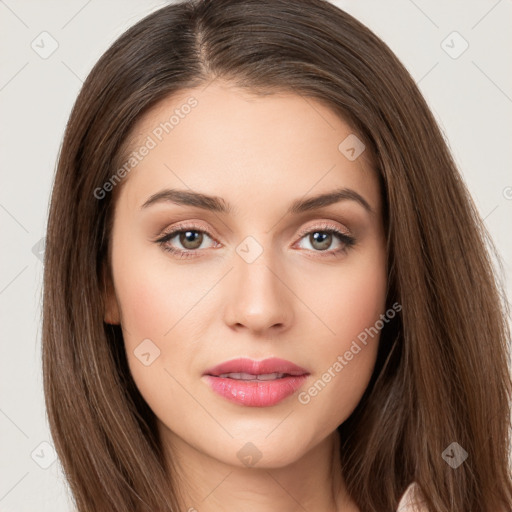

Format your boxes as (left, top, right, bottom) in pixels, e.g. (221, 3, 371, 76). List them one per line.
(115, 81, 380, 216)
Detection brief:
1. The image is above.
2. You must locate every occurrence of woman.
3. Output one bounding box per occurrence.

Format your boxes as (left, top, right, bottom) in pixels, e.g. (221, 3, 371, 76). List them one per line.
(42, 0, 512, 510)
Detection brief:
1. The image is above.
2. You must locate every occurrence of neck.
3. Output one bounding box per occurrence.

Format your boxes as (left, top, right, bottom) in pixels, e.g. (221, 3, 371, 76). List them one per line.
(159, 426, 359, 512)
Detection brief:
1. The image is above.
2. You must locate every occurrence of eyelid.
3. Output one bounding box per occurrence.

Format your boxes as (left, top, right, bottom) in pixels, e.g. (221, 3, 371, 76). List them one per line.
(294, 220, 351, 239)
(156, 220, 218, 240)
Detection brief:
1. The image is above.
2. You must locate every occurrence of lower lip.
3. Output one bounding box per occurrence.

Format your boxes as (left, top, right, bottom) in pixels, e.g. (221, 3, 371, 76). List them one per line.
(203, 374, 309, 407)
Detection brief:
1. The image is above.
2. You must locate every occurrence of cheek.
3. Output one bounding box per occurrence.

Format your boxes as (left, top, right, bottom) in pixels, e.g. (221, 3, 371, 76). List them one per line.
(114, 275, 171, 357)
(301, 246, 387, 350)
(333, 262, 387, 340)
(112, 260, 203, 426)
(111, 239, 222, 392)
(296, 247, 388, 423)
(112, 245, 205, 343)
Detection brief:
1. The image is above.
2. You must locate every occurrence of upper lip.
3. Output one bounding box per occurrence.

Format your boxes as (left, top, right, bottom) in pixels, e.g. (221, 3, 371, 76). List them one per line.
(204, 357, 309, 377)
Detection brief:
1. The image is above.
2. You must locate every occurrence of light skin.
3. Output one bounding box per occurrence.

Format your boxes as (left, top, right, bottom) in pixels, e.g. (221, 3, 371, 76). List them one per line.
(104, 80, 387, 512)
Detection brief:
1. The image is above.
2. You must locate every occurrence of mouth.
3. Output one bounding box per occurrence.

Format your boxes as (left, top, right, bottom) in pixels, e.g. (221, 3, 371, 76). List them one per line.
(202, 357, 310, 407)
(215, 372, 295, 381)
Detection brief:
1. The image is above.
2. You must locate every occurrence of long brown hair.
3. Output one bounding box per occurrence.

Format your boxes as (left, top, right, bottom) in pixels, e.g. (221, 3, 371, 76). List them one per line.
(42, 0, 512, 510)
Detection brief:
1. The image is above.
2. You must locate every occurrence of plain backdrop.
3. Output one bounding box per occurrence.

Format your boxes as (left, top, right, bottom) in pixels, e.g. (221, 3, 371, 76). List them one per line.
(1, 1, 511, 510)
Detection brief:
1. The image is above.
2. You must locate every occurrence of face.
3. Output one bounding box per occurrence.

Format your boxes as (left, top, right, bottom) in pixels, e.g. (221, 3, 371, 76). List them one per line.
(104, 80, 387, 470)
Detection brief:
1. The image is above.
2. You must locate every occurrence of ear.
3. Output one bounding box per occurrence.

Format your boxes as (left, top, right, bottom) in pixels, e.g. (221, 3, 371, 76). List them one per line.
(101, 261, 121, 325)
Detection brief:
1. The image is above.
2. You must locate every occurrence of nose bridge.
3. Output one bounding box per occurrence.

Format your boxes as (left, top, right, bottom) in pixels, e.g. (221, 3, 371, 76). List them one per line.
(222, 234, 293, 333)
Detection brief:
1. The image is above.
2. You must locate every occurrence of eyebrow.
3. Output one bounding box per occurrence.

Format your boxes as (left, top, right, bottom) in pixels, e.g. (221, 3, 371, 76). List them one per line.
(140, 186, 373, 215)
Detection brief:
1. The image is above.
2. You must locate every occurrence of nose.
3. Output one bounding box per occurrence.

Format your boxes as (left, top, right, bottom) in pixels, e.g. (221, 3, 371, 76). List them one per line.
(222, 248, 294, 336)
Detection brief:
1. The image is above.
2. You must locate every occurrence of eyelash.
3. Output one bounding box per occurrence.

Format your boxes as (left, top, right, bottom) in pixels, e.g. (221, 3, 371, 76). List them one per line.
(155, 222, 356, 260)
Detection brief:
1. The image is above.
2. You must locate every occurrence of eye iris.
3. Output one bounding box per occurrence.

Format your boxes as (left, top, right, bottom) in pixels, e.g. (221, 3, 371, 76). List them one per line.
(180, 230, 203, 250)
(310, 231, 332, 251)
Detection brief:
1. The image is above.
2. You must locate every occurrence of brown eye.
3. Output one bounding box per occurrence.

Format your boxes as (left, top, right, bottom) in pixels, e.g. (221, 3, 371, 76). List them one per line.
(156, 225, 217, 258)
(179, 230, 203, 250)
(294, 224, 356, 257)
(309, 231, 333, 251)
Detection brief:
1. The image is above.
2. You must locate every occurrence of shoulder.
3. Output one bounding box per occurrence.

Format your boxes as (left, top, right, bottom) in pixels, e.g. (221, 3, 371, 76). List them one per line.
(396, 482, 429, 512)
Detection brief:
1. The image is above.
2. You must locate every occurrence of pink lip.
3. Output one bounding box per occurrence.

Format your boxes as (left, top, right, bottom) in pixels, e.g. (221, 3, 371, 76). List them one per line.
(204, 357, 309, 377)
(202, 357, 309, 407)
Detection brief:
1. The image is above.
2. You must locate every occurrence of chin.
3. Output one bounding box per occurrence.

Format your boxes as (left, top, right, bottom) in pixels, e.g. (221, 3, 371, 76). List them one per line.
(215, 428, 314, 469)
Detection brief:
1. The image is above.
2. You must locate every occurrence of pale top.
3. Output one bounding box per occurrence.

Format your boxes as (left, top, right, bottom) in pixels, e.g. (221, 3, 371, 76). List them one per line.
(396, 482, 429, 512)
